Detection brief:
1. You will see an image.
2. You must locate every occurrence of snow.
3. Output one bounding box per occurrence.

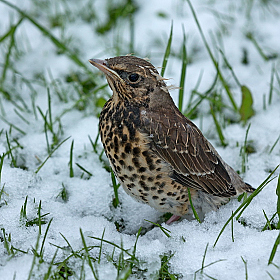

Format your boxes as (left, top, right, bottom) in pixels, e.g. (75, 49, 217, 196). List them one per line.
(0, 0, 280, 279)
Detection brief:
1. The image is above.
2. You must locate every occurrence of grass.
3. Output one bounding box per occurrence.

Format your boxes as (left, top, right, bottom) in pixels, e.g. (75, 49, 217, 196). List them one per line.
(161, 22, 173, 78)
(178, 26, 188, 112)
(213, 164, 279, 247)
(194, 243, 226, 279)
(111, 169, 120, 208)
(35, 136, 71, 174)
(186, 0, 238, 113)
(268, 174, 280, 265)
(239, 123, 251, 174)
(0, 0, 280, 279)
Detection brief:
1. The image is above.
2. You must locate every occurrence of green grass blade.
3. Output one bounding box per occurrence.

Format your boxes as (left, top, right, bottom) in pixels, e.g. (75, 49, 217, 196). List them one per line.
(269, 64, 275, 105)
(201, 243, 209, 274)
(268, 232, 280, 265)
(0, 154, 4, 184)
(240, 123, 251, 173)
(0, 18, 23, 43)
(14, 109, 30, 125)
(262, 210, 272, 231)
(261, 212, 277, 232)
(159, 253, 176, 280)
(144, 219, 171, 238)
(35, 136, 71, 174)
(231, 211, 234, 242)
(69, 140, 74, 178)
(43, 249, 58, 280)
(276, 174, 280, 229)
(47, 89, 53, 133)
(39, 218, 53, 258)
(219, 48, 241, 87)
(187, 187, 201, 223)
(27, 218, 42, 280)
(89, 236, 138, 260)
(88, 132, 100, 154)
(1, 228, 12, 255)
(76, 163, 93, 177)
(98, 228, 105, 264)
(59, 233, 78, 257)
(80, 229, 98, 280)
(161, 21, 173, 77)
(178, 25, 188, 112)
(246, 32, 277, 61)
(210, 104, 227, 147)
(185, 71, 219, 117)
(37, 106, 52, 133)
(130, 227, 141, 271)
(241, 256, 248, 280)
(5, 132, 17, 167)
(266, 270, 276, 280)
(269, 134, 280, 154)
(111, 169, 120, 208)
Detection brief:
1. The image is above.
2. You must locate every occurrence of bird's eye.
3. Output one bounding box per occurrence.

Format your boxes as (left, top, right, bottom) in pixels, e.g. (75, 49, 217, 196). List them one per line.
(128, 73, 140, 83)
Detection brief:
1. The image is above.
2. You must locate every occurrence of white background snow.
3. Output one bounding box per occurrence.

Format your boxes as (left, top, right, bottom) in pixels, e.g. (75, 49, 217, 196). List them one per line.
(0, 0, 280, 279)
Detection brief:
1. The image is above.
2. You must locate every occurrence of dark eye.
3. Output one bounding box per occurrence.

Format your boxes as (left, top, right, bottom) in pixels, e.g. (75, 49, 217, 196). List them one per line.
(128, 73, 140, 83)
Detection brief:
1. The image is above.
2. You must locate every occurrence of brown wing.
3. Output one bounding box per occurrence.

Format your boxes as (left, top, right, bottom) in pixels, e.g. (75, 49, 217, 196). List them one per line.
(141, 107, 237, 197)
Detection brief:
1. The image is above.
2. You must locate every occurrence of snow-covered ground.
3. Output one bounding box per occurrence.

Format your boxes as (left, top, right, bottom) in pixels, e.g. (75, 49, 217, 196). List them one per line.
(0, 0, 280, 279)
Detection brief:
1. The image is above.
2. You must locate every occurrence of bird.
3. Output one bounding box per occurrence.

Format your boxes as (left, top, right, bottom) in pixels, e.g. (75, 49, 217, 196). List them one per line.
(89, 55, 254, 224)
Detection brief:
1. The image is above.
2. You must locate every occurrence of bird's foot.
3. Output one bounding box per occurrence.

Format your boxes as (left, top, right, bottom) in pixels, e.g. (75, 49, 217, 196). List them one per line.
(166, 215, 181, 225)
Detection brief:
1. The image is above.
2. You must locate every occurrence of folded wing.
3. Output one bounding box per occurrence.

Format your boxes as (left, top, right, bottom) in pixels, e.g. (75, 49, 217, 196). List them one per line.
(141, 107, 237, 197)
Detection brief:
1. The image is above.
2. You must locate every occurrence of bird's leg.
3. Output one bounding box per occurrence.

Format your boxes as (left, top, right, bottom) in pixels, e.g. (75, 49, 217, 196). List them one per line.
(166, 215, 181, 225)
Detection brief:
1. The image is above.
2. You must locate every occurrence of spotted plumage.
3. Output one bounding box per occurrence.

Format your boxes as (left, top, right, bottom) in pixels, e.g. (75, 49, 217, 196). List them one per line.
(89, 56, 254, 224)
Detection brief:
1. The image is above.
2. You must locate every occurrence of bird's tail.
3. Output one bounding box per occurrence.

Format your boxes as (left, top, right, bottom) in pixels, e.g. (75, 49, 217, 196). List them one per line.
(243, 182, 256, 193)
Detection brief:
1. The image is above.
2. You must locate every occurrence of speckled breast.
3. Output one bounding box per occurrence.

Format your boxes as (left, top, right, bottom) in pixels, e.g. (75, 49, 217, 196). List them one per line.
(99, 99, 191, 215)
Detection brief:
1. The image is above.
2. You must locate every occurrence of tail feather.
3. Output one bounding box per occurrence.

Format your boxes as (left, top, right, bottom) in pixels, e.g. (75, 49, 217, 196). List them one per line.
(244, 182, 255, 193)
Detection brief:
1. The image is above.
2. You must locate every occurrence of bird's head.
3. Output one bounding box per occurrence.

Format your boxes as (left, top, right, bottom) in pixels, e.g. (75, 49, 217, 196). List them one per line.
(89, 56, 171, 106)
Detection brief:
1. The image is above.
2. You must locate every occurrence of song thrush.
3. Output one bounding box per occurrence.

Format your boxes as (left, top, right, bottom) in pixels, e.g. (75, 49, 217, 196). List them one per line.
(89, 56, 254, 224)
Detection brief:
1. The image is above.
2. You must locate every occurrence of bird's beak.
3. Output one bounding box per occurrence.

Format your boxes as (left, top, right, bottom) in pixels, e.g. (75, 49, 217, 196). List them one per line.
(88, 59, 120, 80)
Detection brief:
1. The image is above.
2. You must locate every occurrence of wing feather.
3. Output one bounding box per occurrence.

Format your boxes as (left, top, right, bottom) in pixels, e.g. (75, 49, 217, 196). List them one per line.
(141, 107, 236, 197)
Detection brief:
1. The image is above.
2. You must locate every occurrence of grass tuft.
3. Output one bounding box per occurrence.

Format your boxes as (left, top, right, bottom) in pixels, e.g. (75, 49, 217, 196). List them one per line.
(56, 183, 69, 202)
(158, 253, 178, 280)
